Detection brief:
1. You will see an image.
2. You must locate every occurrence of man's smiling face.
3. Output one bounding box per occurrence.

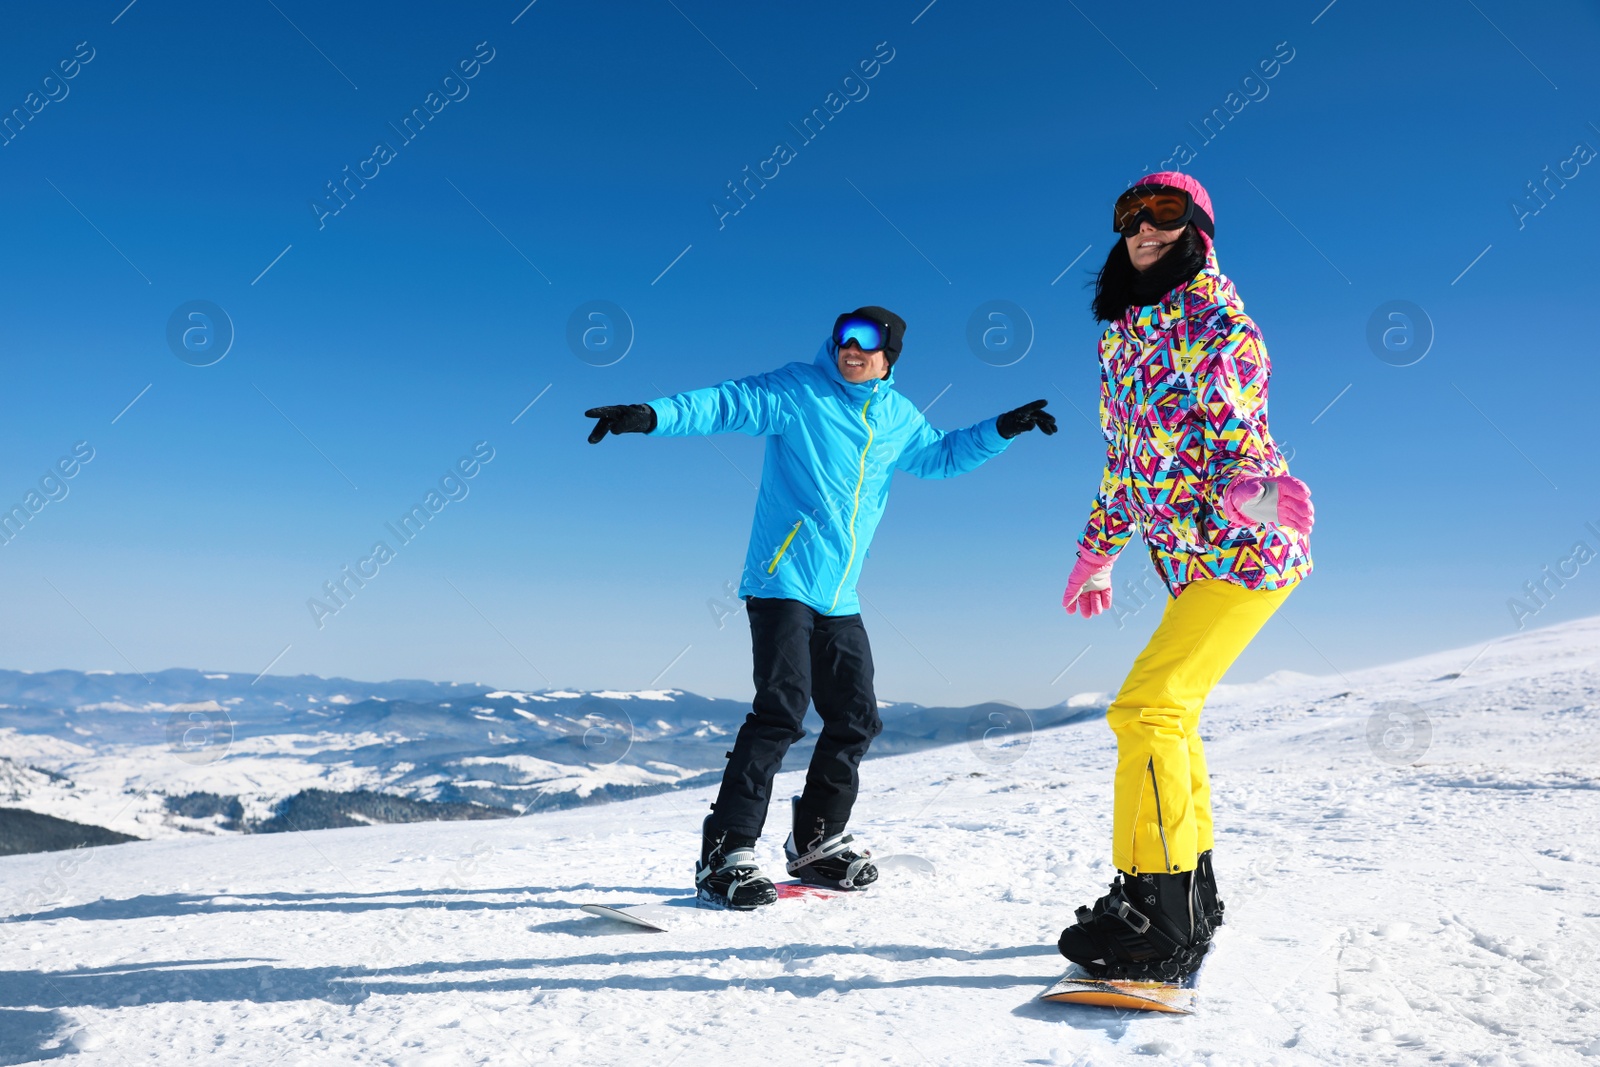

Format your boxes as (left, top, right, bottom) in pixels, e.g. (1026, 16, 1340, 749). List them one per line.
(836, 341, 888, 383)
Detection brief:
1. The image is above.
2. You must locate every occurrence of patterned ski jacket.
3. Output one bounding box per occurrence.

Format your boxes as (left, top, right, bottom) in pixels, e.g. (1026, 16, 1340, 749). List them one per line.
(1078, 246, 1312, 597)
(649, 346, 1012, 616)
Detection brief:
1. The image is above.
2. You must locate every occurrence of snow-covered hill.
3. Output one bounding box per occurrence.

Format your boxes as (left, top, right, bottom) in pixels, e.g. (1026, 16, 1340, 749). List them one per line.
(3, 617, 1599, 1065)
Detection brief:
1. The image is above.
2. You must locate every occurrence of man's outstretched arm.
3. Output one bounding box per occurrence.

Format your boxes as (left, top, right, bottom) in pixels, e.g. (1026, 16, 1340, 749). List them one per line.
(585, 370, 791, 444)
(896, 398, 1056, 479)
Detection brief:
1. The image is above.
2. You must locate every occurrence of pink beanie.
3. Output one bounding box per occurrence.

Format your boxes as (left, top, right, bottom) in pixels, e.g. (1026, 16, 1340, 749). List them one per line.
(1136, 171, 1214, 241)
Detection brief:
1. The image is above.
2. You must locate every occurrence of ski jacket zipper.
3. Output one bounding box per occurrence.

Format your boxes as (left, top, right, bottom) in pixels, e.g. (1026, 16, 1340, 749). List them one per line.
(829, 387, 876, 613)
(767, 518, 804, 574)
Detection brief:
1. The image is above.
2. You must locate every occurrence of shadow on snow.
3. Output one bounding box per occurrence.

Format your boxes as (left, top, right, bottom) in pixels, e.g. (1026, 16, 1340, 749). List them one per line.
(3, 884, 682, 924)
(0, 942, 1061, 1011)
(0, 1008, 73, 1064)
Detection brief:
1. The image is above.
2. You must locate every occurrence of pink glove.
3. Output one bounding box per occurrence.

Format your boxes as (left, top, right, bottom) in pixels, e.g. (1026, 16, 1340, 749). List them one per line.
(1062, 549, 1115, 619)
(1223, 475, 1314, 534)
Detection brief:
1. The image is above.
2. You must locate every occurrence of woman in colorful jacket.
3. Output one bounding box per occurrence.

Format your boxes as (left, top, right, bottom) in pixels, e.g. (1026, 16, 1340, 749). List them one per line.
(1055, 173, 1314, 980)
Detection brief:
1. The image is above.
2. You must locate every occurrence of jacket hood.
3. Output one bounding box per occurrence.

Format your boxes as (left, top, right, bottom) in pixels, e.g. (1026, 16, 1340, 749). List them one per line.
(1123, 244, 1245, 338)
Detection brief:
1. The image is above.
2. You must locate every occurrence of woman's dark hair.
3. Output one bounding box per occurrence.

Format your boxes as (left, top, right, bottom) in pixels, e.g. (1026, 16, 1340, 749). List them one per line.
(1090, 225, 1208, 323)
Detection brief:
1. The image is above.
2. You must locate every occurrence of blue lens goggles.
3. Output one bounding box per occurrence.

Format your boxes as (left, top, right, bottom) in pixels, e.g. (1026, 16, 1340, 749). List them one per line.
(832, 313, 889, 353)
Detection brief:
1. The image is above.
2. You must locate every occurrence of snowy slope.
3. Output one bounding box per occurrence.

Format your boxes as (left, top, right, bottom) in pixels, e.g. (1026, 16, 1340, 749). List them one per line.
(2, 617, 1599, 1065)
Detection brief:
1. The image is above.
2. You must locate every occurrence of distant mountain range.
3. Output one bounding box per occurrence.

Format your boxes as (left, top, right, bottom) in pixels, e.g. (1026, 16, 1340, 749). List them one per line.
(0, 667, 1106, 855)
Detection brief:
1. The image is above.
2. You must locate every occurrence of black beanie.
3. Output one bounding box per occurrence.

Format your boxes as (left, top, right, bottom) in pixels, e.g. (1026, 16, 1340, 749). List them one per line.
(848, 305, 907, 367)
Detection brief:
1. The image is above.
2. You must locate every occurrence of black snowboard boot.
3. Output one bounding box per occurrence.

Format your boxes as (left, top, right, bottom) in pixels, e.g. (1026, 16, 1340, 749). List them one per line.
(695, 819, 777, 910)
(783, 798, 878, 890)
(1195, 850, 1224, 937)
(1057, 869, 1209, 981)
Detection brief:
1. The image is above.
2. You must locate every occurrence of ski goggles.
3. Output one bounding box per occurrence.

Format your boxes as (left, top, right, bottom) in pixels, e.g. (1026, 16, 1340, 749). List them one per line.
(832, 312, 891, 353)
(1113, 184, 1195, 237)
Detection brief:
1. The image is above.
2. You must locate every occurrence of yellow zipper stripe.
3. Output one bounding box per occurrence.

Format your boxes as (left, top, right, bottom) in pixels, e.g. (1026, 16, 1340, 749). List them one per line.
(767, 519, 803, 574)
(829, 395, 874, 612)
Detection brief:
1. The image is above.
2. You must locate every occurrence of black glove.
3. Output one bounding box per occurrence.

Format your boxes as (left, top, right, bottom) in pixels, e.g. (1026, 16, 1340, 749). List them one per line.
(585, 404, 657, 444)
(996, 399, 1056, 439)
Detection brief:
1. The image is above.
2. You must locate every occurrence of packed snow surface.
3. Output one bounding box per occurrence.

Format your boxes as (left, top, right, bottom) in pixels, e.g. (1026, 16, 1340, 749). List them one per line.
(4, 617, 1600, 1065)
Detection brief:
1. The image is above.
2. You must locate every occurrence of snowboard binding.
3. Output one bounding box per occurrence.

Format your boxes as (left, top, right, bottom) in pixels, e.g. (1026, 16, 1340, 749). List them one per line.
(1057, 869, 1210, 982)
(783, 797, 878, 891)
(695, 822, 777, 910)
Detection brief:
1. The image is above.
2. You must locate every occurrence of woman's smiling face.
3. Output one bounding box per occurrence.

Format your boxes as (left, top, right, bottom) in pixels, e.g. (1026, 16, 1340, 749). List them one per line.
(1126, 220, 1187, 271)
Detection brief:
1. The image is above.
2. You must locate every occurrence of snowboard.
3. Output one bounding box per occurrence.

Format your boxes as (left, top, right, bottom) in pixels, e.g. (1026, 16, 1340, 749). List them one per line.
(688, 878, 857, 912)
(578, 903, 673, 932)
(1039, 962, 1203, 1015)
(579, 852, 928, 932)
(773, 879, 851, 901)
(579, 881, 855, 931)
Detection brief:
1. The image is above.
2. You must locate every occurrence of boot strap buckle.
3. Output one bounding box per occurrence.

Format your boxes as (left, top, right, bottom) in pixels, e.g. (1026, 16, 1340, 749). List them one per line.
(1110, 898, 1151, 935)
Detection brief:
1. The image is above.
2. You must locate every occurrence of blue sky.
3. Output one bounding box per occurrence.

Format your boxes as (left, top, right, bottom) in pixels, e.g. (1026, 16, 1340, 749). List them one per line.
(1, 0, 1597, 708)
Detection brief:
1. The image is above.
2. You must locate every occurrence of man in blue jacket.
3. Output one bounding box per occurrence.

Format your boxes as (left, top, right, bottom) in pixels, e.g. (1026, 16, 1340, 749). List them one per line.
(586, 306, 1056, 908)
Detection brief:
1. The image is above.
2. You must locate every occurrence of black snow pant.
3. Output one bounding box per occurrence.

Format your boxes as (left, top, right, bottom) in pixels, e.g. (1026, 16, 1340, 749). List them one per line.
(707, 596, 883, 842)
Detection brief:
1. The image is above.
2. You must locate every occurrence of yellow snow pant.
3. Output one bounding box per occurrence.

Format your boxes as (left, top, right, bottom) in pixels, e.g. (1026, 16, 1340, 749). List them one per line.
(1110, 578, 1295, 876)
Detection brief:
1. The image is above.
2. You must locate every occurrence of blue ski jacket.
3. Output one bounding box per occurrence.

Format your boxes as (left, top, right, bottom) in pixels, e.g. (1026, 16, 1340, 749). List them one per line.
(648, 346, 1012, 616)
